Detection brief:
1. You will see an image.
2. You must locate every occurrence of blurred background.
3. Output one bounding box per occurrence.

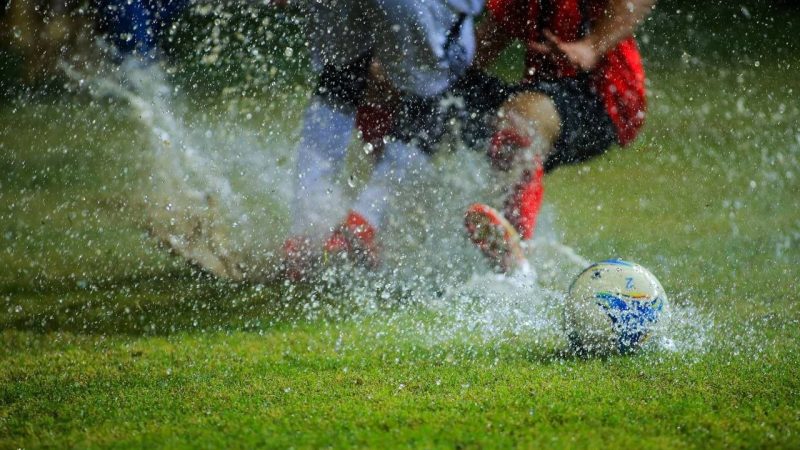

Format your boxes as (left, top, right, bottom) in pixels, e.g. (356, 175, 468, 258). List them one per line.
(1, 0, 798, 99)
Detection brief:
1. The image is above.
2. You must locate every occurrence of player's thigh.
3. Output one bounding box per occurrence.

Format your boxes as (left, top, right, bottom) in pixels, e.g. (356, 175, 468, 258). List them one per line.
(499, 91, 562, 147)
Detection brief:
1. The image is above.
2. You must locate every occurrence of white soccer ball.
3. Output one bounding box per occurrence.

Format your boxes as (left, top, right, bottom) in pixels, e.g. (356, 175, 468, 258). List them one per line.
(564, 259, 667, 355)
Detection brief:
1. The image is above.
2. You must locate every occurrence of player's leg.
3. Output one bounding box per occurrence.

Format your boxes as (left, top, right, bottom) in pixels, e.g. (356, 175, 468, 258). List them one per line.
(464, 91, 560, 272)
(501, 78, 619, 237)
(288, 0, 483, 274)
(323, 0, 481, 266)
(352, 139, 428, 226)
(288, 0, 376, 239)
(284, 57, 372, 278)
(321, 139, 429, 267)
(490, 92, 561, 169)
(465, 78, 619, 272)
(494, 91, 560, 239)
(283, 3, 375, 279)
(290, 93, 360, 238)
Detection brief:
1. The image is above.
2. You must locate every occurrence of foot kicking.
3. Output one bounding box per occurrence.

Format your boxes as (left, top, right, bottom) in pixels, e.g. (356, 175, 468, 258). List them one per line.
(282, 210, 379, 281)
(323, 210, 380, 269)
(464, 132, 545, 273)
(464, 203, 527, 273)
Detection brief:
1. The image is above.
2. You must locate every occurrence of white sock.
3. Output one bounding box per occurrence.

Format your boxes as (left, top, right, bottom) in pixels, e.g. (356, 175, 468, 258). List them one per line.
(291, 97, 354, 237)
(353, 140, 429, 227)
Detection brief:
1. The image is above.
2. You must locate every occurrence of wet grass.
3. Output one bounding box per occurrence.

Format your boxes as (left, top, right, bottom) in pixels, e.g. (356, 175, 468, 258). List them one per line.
(2, 3, 800, 449)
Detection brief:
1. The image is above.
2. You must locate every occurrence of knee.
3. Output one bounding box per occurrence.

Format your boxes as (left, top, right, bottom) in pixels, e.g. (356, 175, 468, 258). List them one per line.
(498, 92, 561, 146)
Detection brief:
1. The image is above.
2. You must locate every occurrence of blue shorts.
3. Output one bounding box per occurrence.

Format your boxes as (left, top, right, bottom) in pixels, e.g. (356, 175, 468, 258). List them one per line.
(95, 0, 188, 58)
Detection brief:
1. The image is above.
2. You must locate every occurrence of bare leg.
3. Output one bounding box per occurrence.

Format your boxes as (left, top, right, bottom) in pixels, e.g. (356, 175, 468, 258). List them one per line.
(464, 91, 563, 272)
(492, 92, 561, 239)
(495, 91, 561, 162)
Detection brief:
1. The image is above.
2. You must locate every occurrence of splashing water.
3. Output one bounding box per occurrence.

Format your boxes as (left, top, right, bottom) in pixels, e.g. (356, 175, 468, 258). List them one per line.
(62, 56, 711, 358)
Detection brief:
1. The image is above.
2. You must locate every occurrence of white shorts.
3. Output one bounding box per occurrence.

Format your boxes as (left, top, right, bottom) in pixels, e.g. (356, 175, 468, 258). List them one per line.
(304, 0, 482, 97)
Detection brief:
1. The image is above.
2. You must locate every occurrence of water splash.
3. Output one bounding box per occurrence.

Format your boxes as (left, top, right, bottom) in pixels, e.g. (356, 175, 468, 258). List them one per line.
(61, 56, 711, 359)
(63, 57, 297, 280)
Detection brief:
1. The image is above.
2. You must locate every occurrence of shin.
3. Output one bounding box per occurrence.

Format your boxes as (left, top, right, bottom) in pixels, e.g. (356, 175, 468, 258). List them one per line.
(493, 92, 561, 239)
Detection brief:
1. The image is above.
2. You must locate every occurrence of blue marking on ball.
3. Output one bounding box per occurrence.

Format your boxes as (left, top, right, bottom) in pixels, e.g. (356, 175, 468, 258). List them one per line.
(595, 292, 664, 352)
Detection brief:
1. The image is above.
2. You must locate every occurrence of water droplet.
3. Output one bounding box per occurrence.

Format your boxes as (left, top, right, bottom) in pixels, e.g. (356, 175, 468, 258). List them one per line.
(363, 143, 374, 154)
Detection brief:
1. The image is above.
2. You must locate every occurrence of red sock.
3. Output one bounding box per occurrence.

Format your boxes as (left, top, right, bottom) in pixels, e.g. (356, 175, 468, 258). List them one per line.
(324, 211, 376, 252)
(488, 128, 533, 171)
(343, 210, 375, 245)
(504, 156, 545, 240)
(323, 210, 379, 268)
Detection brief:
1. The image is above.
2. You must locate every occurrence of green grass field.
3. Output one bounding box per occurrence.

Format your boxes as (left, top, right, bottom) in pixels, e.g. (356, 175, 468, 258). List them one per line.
(2, 2, 800, 448)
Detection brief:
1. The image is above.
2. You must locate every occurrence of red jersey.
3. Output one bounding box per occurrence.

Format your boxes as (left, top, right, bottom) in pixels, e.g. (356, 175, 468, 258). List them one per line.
(487, 0, 646, 145)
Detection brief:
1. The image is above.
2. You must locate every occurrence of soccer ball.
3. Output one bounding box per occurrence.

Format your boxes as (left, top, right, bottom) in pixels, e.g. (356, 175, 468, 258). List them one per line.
(564, 259, 667, 355)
